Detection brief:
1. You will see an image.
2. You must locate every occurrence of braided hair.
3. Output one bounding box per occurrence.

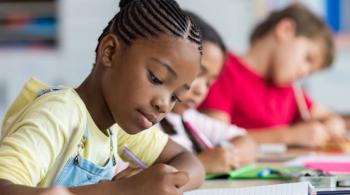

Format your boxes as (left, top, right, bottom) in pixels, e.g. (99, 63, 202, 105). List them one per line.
(95, 0, 203, 56)
(184, 10, 226, 54)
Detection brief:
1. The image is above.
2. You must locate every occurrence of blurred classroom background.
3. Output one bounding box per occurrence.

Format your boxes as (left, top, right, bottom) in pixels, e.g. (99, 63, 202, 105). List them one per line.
(0, 0, 349, 123)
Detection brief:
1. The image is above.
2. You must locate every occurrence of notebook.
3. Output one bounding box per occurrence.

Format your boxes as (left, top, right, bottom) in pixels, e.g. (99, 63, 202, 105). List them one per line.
(206, 165, 307, 180)
(185, 182, 311, 195)
(286, 155, 350, 165)
(304, 161, 350, 173)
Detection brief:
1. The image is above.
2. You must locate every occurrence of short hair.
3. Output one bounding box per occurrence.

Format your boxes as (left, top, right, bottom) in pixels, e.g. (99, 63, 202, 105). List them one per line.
(250, 4, 334, 68)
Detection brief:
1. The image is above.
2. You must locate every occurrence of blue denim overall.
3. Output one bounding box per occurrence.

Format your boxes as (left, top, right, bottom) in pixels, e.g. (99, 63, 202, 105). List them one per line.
(37, 88, 117, 187)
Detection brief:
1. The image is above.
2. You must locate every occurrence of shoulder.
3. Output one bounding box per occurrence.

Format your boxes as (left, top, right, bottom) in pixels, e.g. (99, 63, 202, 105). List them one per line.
(25, 88, 87, 131)
(34, 88, 85, 112)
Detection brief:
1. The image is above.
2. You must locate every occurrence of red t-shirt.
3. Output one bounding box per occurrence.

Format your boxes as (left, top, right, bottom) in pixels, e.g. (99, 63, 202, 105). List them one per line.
(199, 52, 313, 130)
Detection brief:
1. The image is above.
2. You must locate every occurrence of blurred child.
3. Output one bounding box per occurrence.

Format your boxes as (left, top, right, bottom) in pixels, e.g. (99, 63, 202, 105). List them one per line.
(0, 0, 205, 194)
(158, 11, 256, 174)
(200, 4, 347, 148)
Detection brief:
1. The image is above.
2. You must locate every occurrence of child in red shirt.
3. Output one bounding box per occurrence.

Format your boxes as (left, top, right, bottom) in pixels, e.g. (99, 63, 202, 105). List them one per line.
(200, 4, 347, 148)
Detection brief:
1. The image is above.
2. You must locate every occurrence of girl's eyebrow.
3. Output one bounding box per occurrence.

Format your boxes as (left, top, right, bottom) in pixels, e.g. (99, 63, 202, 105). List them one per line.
(150, 57, 192, 91)
(151, 57, 178, 77)
(183, 84, 191, 90)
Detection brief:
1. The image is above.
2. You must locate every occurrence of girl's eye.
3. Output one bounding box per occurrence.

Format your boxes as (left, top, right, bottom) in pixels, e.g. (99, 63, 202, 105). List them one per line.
(206, 82, 211, 88)
(306, 54, 313, 64)
(171, 95, 182, 103)
(148, 71, 163, 85)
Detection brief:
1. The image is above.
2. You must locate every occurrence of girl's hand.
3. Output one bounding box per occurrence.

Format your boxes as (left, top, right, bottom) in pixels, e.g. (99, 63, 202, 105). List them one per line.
(114, 164, 189, 195)
(197, 148, 239, 174)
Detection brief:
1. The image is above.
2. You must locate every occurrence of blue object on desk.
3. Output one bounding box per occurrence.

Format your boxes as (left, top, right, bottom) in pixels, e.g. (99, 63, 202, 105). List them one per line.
(258, 168, 282, 178)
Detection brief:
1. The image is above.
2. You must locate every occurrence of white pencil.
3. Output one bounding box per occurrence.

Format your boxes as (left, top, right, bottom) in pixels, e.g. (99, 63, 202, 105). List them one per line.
(293, 82, 311, 121)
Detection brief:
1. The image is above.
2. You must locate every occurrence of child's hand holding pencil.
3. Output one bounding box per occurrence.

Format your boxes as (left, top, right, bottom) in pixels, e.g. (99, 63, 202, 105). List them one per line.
(114, 164, 189, 195)
(115, 146, 190, 194)
(197, 147, 239, 174)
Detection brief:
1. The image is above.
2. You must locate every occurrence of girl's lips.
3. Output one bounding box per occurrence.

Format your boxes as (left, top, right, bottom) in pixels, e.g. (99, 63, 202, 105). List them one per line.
(136, 109, 158, 129)
(136, 110, 153, 129)
(184, 99, 198, 109)
(140, 114, 153, 129)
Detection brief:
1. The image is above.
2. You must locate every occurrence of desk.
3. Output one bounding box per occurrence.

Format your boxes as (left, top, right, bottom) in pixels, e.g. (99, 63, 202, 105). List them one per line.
(201, 179, 284, 189)
(200, 147, 350, 189)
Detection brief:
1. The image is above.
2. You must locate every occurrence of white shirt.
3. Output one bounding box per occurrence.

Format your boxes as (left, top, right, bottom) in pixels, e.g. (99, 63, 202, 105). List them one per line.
(156, 109, 246, 153)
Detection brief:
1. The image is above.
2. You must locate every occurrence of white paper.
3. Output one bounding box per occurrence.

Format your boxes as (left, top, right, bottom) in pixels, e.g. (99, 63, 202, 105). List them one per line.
(185, 182, 310, 195)
(285, 154, 350, 166)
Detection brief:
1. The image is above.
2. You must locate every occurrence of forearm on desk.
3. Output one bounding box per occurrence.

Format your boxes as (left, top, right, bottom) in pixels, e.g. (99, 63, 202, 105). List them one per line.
(166, 151, 205, 191)
(231, 136, 257, 165)
(154, 139, 205, 191)
(248, 126, 294, 145)
(0, 179, 117, 195)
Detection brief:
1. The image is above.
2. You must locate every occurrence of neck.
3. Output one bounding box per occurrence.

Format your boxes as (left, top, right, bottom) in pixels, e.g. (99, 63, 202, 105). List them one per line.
(75, 72, 114, 133)
(243, 36, 274, 78)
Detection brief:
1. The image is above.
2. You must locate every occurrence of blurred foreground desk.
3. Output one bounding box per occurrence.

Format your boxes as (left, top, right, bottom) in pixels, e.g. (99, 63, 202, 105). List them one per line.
(200, 147, 350, 189)
(201, 179, 283, 189)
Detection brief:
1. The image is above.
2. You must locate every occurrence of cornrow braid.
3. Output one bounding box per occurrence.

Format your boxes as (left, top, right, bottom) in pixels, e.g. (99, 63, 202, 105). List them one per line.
(95, 0, 202, 56)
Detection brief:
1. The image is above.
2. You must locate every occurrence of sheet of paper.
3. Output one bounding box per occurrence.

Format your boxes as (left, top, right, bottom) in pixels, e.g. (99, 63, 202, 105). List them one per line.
(305, 161, 350, 173)
(285, 154, 350, 166)
(185, 182, 310, 195)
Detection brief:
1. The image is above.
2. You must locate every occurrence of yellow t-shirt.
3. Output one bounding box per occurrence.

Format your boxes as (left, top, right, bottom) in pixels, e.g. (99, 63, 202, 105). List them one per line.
(0, 78, 168, 187)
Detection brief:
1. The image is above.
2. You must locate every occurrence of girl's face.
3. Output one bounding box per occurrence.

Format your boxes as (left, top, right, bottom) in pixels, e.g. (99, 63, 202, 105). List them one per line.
(172, 42, 225, 115)
(100, 35, 201, 134)
(269, 23, 325, 86)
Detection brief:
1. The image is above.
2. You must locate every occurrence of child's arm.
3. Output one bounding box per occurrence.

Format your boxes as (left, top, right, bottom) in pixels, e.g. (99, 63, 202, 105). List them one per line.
(184, 110, 256, 173)
(202, 103, 344, 147)
(0, 179, 114, 195)
(0, 164, 191, 195)
(117, 126, 204, 191)
(154, 139, 205, 191)
(196, 136, 256, 174)
(196, 148, 239, 174)
(184, 109, 246, 145)
(195, 110, 257, 162)
(248, 104, 347, 146)
(248, 121, 330, 147)
(230, 136, 257, 166)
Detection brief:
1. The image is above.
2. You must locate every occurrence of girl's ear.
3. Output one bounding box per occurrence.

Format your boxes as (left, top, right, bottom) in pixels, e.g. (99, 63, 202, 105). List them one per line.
(98, 34, 122, 68)
(274, 18, 297, 42)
